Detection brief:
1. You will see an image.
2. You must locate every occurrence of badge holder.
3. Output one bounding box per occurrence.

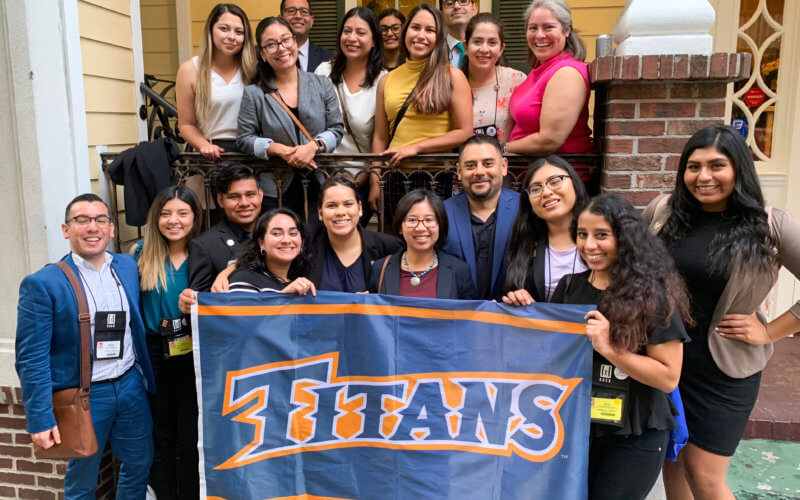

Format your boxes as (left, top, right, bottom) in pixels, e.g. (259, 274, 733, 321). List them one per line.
(590, 358, 630, 427)
(94, 311, 126, 360)
(159, 316, 192, 359)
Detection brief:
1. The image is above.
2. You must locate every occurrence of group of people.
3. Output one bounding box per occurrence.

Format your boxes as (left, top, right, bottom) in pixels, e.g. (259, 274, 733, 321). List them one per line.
(176, 0, 597, 225)
(12, 0, 800, 499)
(15, 123, 800, 499)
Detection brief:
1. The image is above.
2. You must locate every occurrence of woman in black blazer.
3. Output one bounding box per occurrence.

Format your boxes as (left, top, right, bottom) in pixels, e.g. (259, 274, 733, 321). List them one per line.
(369, 190, 476, 300)
(306, 175, 399, 292)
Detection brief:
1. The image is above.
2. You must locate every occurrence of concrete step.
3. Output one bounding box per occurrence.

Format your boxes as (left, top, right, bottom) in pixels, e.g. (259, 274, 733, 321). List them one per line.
(743, 336, 800, 442)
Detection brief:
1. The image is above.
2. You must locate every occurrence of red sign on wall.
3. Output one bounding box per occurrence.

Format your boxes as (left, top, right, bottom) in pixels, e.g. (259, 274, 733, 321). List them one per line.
(744, 87, 766, 107)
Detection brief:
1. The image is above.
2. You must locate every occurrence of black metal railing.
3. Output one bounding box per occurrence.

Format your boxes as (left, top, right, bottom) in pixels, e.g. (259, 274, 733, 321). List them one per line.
(139, 74, 183, 143)
(101, 152, 599, 250)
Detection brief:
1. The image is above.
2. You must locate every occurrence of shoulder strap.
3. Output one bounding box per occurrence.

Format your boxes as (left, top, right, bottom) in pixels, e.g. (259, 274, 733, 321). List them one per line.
(267, 91, 315, 143)
(334, 84, 362, 153)
(378, 254, 392, 294)
(53, 262, 92, 392)
(389, 88, 417, 145)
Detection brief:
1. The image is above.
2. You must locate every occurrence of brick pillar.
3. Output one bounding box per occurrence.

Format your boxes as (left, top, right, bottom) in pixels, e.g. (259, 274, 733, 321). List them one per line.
(589, 53, 751, 208)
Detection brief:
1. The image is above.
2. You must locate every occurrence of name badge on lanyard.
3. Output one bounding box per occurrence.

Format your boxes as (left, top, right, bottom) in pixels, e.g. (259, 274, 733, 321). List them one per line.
(159, 316, 192, 359)
(590, 354, 631, 427)
(94, 311, 126, 360)
(473, 124, 498, 137)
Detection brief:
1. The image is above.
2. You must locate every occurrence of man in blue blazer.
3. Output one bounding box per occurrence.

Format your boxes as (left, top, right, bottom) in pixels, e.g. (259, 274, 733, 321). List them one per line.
(443, 136, 519, 300)
(15, 193, 155, 499)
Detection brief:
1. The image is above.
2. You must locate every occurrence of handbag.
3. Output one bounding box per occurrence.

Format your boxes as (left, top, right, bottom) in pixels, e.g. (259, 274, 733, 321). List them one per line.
(33, 262, 99, 459)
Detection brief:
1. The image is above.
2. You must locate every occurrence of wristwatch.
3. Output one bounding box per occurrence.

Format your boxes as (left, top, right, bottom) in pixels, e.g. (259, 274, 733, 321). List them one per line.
(314, 138, 326, 152)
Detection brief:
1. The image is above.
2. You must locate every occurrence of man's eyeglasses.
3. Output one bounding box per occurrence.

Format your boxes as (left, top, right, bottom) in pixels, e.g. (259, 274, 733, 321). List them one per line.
(261, 36, 297, 53)
(525, 175, 570, 197)
(443, 0, 472, 8)
(381, 24, 402, 35)
(66, 215, 112, 226)
(403, 216, 439, 229)
(282, 7, 311, 17)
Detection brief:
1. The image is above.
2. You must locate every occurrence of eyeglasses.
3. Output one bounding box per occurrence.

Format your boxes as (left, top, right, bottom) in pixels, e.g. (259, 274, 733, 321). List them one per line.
(403, 216, 438, 229)
(66, 215, 112, 226)
(282, 7, 311, 16)
(443, 0, 473, 8)
(261, 36, 297, 53)
(380, 24, 402, 35)
(525, 175, 570, 197)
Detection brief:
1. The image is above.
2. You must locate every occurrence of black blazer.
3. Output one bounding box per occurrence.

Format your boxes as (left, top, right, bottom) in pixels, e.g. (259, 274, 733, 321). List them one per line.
(306, 224, 400, 289)
(188, 218, 249, 291)
(369, 250, 477, 300)
(307, 41, 333, 72)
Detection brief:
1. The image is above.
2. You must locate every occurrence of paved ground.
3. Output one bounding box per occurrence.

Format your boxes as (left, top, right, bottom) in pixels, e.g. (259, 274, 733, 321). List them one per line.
(645, 439, 800, 499)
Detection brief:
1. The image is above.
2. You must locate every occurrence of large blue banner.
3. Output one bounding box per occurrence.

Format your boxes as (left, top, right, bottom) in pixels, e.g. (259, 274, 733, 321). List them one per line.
(193, 291, 593, 499)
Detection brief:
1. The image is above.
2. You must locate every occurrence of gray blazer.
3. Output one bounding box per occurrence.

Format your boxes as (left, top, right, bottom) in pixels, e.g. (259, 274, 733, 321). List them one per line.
(236, 72, 344, 196)
(643, 194, 800, 378)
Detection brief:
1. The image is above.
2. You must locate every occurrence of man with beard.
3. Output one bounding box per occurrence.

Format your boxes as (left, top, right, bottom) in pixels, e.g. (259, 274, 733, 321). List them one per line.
(443, 135, 519, 300)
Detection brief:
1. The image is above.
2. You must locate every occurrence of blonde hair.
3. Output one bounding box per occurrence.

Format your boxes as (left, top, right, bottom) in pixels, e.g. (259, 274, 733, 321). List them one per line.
(138, 187, 203, 291)
(195, 4, 257, 123)
(401, 4, 453, 115)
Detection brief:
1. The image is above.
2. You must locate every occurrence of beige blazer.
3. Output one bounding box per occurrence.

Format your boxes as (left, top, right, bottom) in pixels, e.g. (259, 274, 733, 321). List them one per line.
(642, 194, 800, 378)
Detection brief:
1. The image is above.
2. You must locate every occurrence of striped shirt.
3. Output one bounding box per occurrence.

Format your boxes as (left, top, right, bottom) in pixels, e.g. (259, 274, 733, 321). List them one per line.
(72, 252, 135, 382)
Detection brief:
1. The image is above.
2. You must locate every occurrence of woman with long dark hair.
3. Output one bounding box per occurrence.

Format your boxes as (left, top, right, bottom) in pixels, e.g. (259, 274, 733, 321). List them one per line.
(131, 186, 204, 498)
(553, 194, 691, 499)
(368, 3, 473, 218)
(315, 7, 386, 223)
(306, 175, 399, 292)
(228, 208, 316, 295)
(176, 3, 256, 159)
(369, 190, 475, 299)
(644, 125, 800, 499)
(237, 17, 344, 220)
(378, 8, 406, 71)
(502, 155, 588, 305)
(461, 13, 525, 144)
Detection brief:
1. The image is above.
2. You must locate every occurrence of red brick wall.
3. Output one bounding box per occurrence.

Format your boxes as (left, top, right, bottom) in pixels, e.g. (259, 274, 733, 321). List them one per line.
(0, 386, 118, 499)
(589, 53, 751, 209)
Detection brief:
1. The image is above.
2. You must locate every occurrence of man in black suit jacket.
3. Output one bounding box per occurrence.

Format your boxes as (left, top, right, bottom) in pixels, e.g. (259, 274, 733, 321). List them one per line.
(280, 0, 332, 72)
(187, 164, 263, 292)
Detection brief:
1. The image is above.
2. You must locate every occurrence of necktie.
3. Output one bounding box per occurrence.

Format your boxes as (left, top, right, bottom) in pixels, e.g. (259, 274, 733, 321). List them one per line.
(455, 42, 466, 68)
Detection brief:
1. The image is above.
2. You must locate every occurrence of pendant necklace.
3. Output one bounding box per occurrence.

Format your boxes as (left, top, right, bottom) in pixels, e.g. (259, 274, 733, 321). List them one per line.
(403, 251, 438, 286)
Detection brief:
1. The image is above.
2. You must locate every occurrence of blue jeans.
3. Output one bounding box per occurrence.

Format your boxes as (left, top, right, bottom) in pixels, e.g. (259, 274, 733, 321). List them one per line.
(64, 368, 154, 500)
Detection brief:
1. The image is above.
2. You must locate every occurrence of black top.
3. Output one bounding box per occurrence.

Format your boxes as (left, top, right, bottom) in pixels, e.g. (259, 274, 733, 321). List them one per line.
(188, 217, 251, 291)
(552, 270, 690, 436)
(518, 237, 550, 302)
(470, 211, 497, 301)
(667, 210, 732, 349)
(306, 223, 400, 289)
(319, 248, 367, 293)
(228, 268, 286, 293)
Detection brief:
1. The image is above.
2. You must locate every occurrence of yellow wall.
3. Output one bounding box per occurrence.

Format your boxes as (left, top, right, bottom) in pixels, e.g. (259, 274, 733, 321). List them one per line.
(570, 0, 626, 60)
(78, 0, 142, 242)
(142, 0, 179, 90)
(190, 0, 281, 54)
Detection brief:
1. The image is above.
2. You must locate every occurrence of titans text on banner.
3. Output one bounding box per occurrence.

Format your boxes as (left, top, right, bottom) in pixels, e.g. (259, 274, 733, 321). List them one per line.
(192, 291, 593, 499)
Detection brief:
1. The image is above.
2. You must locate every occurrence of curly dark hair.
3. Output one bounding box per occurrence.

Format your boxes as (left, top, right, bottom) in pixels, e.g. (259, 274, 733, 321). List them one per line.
(504, 155, 588, 293)
(328, 7, 385, 89)
(236, 208, 309, 280)
(659, 125, 776, 275)
(575, 194, 693, 351)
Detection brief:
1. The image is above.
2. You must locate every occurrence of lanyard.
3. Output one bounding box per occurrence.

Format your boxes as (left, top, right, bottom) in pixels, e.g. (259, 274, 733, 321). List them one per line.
(76, 265, 124, 312)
